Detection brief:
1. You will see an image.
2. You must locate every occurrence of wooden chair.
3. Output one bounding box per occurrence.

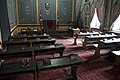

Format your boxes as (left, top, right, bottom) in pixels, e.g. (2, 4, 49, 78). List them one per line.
(67, 21, 80, 37)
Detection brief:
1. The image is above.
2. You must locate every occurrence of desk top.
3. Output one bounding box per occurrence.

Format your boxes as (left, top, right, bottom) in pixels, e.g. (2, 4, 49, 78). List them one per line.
(21, 28, 38, 32)
(78, 32, 100, 36)
(34, 44, 65, 53)
(37, 44, 65, 50)
(37, 54, 83, 70)
(0, 60, 36, 77)
(100, 38, 120, 44)
(0, 44, 65, 58)
(110, 30, 120, 34)
(86, 33, 117, 39)
(112, 50, 120, 56)
(3, 38, 56, 45)
(10, 34, 49, 40)
(0, 47, 32, 57)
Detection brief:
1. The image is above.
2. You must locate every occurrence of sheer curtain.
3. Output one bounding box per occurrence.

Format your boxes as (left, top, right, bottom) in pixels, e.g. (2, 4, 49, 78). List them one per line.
(88, 2, 96, 31)
(96, 0, 106, 31)
(96, 0, 120, 31)
(110, 1, 120, 30)
(112, 15, 120, 30)
(90, 8, 100, 29)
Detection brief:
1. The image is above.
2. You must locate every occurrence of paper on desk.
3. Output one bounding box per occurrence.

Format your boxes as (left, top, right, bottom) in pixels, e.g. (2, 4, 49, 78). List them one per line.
(112, 51, 120, 56)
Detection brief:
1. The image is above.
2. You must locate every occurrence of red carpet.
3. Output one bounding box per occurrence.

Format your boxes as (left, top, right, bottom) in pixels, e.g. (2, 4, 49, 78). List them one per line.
(38, 68, 67, 80)
(1, 36, 120, 80)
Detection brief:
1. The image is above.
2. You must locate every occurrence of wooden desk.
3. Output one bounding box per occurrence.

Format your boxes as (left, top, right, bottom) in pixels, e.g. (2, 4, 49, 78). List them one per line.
(19, 29, 38, 36)
(0, 60, 37, 80)
(83, 33, 117, 48)
(0, 47, 33, 59)
(37, 54, 83, 80)
(73, 32, 100, 45)
(0, 54, 83, 80)
(0, 44, 65, 60)
(89, 38, 120, 60)
(9, 34, 49, 40)
(3, 38, 56, 48)
(34, 44, 65, 57)
(31, 38, 56, 46)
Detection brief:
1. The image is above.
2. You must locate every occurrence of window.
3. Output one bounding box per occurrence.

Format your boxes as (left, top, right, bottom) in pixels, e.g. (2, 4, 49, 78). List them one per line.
(90, 8, 100, 29)
(111, 15, 120, 30)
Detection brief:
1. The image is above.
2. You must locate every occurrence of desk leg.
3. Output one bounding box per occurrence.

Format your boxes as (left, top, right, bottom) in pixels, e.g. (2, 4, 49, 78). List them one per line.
(34, 61, 38, 80)
(83, 37, 87, 49)
(73, 35, 78, 45)
(60, 52, 63, 57)
(87, 41, 101, 61)
(71, 65, 78, 80)
(60, 50, 64, 57)
(32, 51, 35, 60)
(33, 70, 38, 80)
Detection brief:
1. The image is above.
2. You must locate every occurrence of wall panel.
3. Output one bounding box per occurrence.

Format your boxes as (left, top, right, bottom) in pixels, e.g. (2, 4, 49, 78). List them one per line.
(38, 0, 56, 20)
(18, 0, 37, 24)
(58, 0, 72, 24)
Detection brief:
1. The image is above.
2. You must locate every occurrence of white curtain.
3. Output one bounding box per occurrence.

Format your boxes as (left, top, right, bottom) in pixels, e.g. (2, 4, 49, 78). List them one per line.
(90, 8, 100, 29)
(112, 15, 120, 30)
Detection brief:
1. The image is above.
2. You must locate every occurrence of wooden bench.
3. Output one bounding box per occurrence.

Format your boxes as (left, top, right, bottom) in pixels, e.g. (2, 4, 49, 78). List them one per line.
(88, 38, 120, 61)
(83, 33, 117, 49)
(37, 54, 83, 80)
(0, 54, 83, 80)
(3, 38, 56, 48)
(34, 44, 65, 57)
(0, 60, 37, 80)
(0, 44, 65, 60)
(9, 34, 50, 40)
(73, 31, 100, 45)
(19, 28, 39, 36)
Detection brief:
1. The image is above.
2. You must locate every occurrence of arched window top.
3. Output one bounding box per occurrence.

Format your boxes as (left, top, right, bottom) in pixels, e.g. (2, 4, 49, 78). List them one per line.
(90, 8, 100, 29)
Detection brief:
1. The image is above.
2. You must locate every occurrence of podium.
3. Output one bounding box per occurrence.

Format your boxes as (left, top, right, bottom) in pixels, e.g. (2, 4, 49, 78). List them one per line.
(43, 20, 56, 35)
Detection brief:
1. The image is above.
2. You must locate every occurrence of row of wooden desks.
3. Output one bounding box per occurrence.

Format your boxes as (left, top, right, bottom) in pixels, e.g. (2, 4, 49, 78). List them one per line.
(18, 28, 39, 36)
(83, 33, 118, 48)
(74, 31, 118, 48)
(3, 38, 56, 48)
(0, 54, 83, 80)
(78, 32, 101, 36)
(9, 34, 49, 40)
(0, 44, 65, 59)
(0, 34, 84, 79)
(73, 32, 101, 45)
(74, 32, 118, 48)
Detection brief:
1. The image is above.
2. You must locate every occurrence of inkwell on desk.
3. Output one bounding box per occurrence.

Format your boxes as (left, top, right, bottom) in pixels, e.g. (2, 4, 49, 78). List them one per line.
(22, 59, 30, 68)
(43, 57, 51, 66)
(69, 54, 77, 61)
